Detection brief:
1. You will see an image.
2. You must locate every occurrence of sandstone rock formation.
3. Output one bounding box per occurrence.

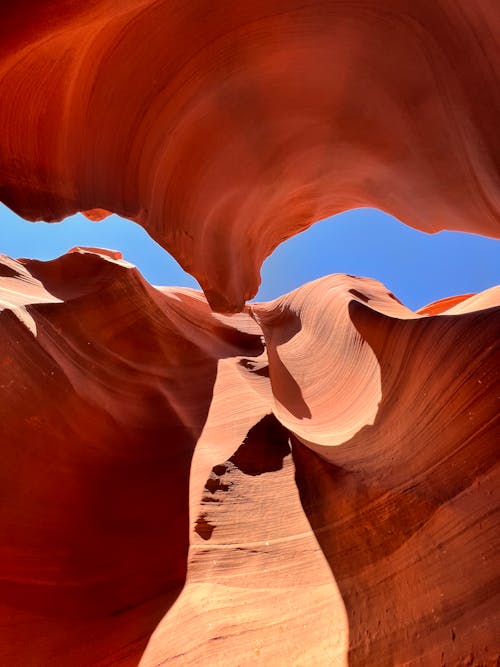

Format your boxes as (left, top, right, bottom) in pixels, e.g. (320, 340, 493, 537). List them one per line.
(0, 250, 498, 665)
(1, 1, 499, 665)
(1, 0, 499, 310)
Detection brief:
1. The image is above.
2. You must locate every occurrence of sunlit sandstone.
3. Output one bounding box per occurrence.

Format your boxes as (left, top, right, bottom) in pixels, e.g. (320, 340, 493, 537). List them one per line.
(0, 251, 498, 665)
(0, 1, 499, 665)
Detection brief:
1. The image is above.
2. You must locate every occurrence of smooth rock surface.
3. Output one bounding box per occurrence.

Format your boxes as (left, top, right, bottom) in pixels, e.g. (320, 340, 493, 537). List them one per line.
(1, 2, 499, 664)
(0, 250, 498, 665)
(1, 0, 499, 310)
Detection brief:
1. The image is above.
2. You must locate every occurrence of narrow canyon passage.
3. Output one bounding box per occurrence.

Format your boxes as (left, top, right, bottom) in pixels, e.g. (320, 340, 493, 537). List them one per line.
(0, 1, 499, 665)
(1, 251, 497, 664)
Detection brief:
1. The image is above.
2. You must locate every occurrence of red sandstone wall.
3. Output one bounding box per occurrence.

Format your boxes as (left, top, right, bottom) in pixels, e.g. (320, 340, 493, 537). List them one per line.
(0, 251, 498, 665)
(0, 2, 499, 665)
(1, 0, 499, 310)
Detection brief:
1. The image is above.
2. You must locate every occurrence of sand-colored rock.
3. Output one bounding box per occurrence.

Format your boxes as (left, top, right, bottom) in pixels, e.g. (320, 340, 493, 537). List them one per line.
(0, 250, 263, 665)
(1, 2, 499, 664)
(1, 1, 499, 310)
(0, 250, 498, 665)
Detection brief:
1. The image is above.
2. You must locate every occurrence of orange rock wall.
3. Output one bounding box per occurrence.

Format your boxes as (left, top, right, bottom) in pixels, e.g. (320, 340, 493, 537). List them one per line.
(1, 0, 499, 310)
(1, 1, 499, 665)
(0, 252, 498, 665)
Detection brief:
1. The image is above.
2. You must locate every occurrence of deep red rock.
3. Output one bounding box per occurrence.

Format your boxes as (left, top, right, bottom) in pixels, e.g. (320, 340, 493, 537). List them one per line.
(0, 2, 499, 664)
(1, 1, 499, 310)
(0, 251, 498, 665)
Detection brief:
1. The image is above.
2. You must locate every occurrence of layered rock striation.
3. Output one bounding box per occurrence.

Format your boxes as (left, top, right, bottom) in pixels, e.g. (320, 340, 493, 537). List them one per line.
(1, 0, 499, 310)
(0, 250, 498, 665)
(1, 1, 499, 664)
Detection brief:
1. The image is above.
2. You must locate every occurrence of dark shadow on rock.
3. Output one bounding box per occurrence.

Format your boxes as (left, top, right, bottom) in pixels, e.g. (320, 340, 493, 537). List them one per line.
(238, 357, 269, 377)
(292, 299, 499, 665)
(0, 253, 268, 666)
(0, 260, 22, 278)
(348, 288, 370, 304)
(229, 414, 291, 475)
(195, 415, 291, 540)
(194, 514, 215, 540)
(255, 307, 311, 419)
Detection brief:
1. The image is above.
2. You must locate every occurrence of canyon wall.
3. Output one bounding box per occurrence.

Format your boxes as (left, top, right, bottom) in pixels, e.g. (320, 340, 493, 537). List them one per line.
(0, 251, 498, 665)
(1, 0, 499, 310)
(0, 1, 499, 665)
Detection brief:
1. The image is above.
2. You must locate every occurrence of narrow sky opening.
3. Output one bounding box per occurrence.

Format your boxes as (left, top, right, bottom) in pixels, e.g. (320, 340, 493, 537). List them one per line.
(0, 204, 200, 291)
(0, 204, 498, 311)
(257, 208, 500, 309)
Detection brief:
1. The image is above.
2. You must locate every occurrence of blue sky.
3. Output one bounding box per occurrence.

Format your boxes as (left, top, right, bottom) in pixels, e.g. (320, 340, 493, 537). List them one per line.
(0, 203, 498, 310)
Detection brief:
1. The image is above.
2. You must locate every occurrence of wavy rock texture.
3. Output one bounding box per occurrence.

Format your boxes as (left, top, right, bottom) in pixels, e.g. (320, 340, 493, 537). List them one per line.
(1, 1, 499, 665)
(1, 0, 500, 310)
(0, 250, 498, 665)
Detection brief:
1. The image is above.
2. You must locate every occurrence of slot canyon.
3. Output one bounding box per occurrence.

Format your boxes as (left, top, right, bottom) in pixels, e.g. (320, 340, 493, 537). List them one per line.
(0, 1, 499, 665)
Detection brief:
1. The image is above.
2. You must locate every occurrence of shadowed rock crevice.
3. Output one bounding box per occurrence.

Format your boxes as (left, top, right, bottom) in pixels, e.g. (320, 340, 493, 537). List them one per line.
(238, 357, 269, 377)
(228, 414, 291, 476)
(194, 515, 215, 541)
(0, 251, 271, 666)
(291, 298, 500, 666)
(195, 415, 291, 541)
(253, 310, 312, 420)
